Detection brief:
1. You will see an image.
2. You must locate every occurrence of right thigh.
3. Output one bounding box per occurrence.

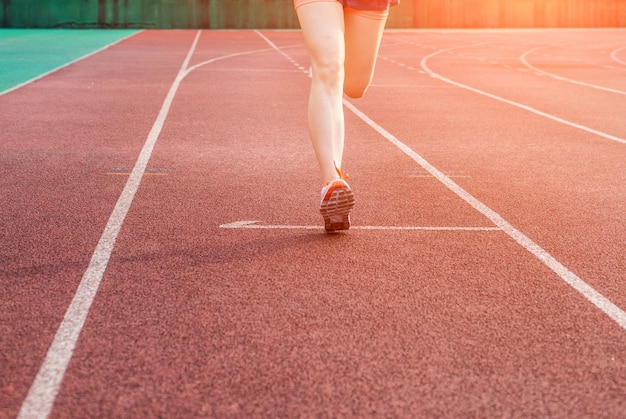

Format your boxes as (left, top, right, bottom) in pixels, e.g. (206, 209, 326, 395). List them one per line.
(296, 1, 345, 73)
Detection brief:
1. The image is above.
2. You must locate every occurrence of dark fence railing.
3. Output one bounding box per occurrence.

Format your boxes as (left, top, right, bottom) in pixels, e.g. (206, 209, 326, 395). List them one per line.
(1, 0, 625, 28)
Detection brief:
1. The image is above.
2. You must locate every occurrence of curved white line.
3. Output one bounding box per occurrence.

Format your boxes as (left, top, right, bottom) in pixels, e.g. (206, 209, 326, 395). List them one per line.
(17, 31, 282, 419)
(183, 45, 300, 76)
(258, 32, 626, 332)
(610, 46, 626, 66)
(420, 45, 626, 145)
(521, 47, 626, 96)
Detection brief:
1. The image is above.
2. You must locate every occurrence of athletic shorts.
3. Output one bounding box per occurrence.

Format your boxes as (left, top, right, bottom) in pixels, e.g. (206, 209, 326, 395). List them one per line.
(294, 0, 399, 14)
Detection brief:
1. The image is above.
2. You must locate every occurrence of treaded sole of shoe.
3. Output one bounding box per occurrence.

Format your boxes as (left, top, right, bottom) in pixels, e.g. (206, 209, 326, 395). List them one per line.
(320, 187, 355, 232)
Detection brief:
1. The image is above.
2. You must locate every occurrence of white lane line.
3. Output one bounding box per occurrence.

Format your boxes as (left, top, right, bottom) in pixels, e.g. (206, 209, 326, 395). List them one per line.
(18, 31, 289, 419)
(421, 45, 626, 145)
(254, 30, 309, 75)
(521, 47, 626, 95)
(342, 98, 626, 332)
(220, 220, 500, 231)
(610, 47, 626, 66)
(257, 31, 626, 331)
(0, 31, 141, 97)
(17, 30, 203, 419)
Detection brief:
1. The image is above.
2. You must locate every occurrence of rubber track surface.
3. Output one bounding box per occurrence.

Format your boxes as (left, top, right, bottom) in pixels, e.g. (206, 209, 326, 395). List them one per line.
(1, 29, 625, 417)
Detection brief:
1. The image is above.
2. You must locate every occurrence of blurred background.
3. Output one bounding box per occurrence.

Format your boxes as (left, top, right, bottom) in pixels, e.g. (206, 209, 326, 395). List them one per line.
(1, 0, 625, 29)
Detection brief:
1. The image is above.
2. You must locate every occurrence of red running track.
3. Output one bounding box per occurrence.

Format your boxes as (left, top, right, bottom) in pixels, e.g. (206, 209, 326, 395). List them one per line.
(1, 29, 625, 417)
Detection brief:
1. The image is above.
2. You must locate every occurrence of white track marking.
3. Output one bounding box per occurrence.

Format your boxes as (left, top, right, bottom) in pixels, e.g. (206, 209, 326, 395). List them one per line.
(521, 47, 626, 95)
(342, 99, 626, 331)
(421, 45, 626, 145)
(256, 31, 626, 331)
(18, 31, 282, 419)
(220, 220, 500, 231)
(184, 43, 302, 75)
(0, 31, 141, 97)
(255, 30, 309, 75)
(17, 30, 202, 419)
(610, 47, 626, 66)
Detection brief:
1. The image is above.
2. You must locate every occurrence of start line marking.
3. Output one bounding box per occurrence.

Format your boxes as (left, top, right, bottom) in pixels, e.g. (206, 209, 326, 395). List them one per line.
(220, 220, 501, 232)
(255, 31, 626, 332)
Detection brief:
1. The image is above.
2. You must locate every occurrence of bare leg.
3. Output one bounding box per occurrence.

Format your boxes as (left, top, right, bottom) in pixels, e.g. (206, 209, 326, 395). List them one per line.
(343, 8, 389, 98)
(296, 3, 389, 183)
(296, 2, 346, 183)
(296, 2, 389, 231)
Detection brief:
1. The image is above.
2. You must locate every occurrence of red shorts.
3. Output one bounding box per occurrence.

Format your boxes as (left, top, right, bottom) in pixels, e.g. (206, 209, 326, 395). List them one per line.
(294, 0, 399, 18)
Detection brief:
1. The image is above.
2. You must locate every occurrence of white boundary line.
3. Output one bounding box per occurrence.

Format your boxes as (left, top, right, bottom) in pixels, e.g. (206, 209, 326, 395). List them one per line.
(18, 32, 297, 419)
(255, 30, 309, 74)
(421, 45, 626, 145)
(520, 47, 626, 95)
(256, 31, 626, 332)
(17, 31, 294, 418)
(18, 31, 285, 419)
(220, 220, 500, 231)
(342, 99, 626, 331)
(0, 30, 141, 97)
(16, 29, 202, 419)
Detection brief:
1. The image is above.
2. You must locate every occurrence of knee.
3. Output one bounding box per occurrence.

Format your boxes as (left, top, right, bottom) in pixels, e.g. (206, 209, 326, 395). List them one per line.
(343, 79, 370, 98)
(311, 55, 344, 89)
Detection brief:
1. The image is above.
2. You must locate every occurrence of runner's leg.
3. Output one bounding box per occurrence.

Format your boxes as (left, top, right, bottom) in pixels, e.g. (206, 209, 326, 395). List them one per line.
(343, 7, 389, 98)
(296, 1, 346, 183)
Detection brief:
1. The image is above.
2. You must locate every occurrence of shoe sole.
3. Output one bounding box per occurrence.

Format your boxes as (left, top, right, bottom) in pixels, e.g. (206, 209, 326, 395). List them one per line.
(320, 186, 355, 233)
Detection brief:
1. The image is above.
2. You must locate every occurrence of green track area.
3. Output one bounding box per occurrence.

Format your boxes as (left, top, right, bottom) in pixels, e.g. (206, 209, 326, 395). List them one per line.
(0, 29, 139, 95)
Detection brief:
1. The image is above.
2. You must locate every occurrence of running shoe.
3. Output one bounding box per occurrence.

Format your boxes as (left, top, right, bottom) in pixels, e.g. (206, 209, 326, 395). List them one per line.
(319, 177, 355, 233)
